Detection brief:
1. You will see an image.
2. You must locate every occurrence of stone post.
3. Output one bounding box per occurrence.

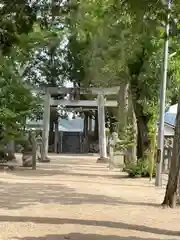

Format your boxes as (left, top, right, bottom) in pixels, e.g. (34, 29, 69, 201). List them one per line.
(108, 132, 120, 169)
(109, 139, 114, 169)
(97, 94, 108, 163)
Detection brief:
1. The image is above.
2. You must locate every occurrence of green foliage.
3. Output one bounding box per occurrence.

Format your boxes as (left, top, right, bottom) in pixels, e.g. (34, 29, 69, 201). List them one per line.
(0, 1, 38, 54)
(0, 55, 39, 141)
(2, 0, 178, 163)
(66, 0, 180, 162)
(0, 0, 71, 54)
(15, 134, 29, 149)
(124, 159, 156, 178)
(105, 128, 110, 137)
(0, 1, 80, 143)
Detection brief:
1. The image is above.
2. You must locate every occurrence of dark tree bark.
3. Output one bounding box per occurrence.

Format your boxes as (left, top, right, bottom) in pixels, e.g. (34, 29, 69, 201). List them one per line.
(49, 106, 59, 149)
(127, 88, 137, 162)
(83, 112, 89, 152)
(117, 82, 129, 137)
(133, 101, 150, 160)
(130, 110, 137, 161)
(7, 140, 16, 160)
(128, 48, 149, 160)
(162, 98, 180, 208)
(107, 108, 117, 133)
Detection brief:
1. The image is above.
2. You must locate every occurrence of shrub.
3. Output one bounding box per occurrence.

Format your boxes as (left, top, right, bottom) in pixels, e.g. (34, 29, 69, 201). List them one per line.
(123, 159, 156, 178)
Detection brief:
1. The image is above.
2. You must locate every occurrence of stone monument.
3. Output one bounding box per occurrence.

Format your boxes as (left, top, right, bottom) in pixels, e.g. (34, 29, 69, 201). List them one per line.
(108, 132, 121, 169)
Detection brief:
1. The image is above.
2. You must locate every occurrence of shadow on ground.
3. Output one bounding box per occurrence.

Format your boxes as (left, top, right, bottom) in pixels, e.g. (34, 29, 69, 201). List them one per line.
(9, 167, 126, 179)
(14, 232, 180, 240)
(1, 216, 178, 237)
(0, 181, 159, 209)
(13, 170, 124, 178)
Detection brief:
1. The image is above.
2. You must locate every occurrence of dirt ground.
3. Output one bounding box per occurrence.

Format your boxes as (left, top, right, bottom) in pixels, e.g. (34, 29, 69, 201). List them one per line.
(0, 154, 179, 240)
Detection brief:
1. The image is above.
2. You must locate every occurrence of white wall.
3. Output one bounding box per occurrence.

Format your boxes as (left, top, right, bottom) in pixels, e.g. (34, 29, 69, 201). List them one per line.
(164, 125, 174, 136)
(157, 124, 174, 136)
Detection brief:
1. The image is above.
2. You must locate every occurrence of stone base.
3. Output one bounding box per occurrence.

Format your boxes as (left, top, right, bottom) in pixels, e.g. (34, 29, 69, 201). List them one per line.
(22, 153, 32, 167)
(96, 157, 109, 163)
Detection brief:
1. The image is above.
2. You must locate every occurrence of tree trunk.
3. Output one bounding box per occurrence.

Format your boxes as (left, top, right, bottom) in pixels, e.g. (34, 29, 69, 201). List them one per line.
(177, 172, 180, 205)
(54, 120, 59, 153)
(108, 108, 117, 133)
(135, 111, 149, 160)
(162, 98, 180, 208)
(148, 130, 156, 180)
(131, 110, 137, 161)
(31, 132, 36, 170)
(7, 140, 16, 160)
(49, 108, 54, 147)
(83, 113, 89, 152)
(116, 82, 129, 165)
(50, 107, 58, 151)
(127, 88, 137, 162)
(88, 116, 92, 133)
(117, 82, 129, 137)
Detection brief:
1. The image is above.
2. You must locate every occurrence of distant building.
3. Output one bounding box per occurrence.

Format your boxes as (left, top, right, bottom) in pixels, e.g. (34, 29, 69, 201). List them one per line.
(26, 118, 88, 154)
(162, 104, 177, 137)
(157, 121, 174, 137)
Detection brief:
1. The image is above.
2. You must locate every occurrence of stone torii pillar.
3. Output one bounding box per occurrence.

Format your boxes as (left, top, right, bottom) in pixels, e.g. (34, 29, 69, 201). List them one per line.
(41, 89, 51, 162)
(97, 94, 108, 163)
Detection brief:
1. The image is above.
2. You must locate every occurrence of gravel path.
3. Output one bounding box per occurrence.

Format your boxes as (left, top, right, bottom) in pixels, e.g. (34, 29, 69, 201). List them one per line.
(0, 154, 179, 240)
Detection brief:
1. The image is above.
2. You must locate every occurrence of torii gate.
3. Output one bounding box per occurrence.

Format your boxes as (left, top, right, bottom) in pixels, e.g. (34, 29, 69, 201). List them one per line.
(41, 86, 119, 162)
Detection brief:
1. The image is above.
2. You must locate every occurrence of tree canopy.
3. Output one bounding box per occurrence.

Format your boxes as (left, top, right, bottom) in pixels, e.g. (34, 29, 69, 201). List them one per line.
(64, 0, 180, 166)
(0, 0, 180, 162)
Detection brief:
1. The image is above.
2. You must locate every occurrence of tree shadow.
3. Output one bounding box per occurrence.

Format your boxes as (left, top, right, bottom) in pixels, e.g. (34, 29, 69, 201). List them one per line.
(10, 156, 124, 179)
(14, 232, 180, 240)
(10, 168, 126, 179)
(0, 181, 159, 209)
(0, 216, 178, 237)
